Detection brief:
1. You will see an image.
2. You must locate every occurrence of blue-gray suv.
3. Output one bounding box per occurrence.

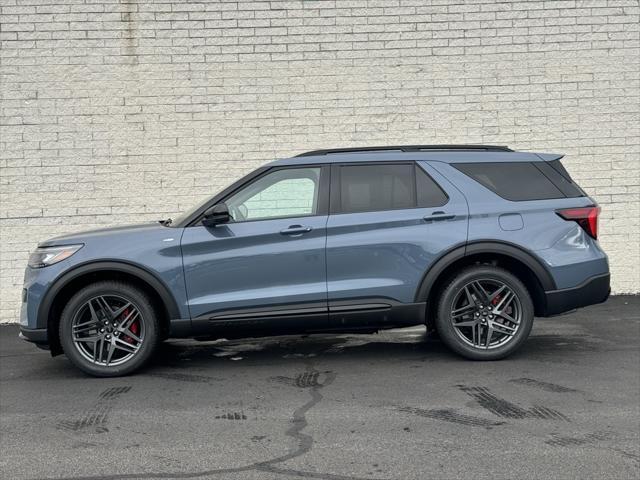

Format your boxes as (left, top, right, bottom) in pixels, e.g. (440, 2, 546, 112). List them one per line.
(20, 145, 610, 376)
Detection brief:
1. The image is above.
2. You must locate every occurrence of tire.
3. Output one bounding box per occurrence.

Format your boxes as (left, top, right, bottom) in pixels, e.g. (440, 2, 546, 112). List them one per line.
(435, 265, 534, 360)
(59, 280, 160, 377)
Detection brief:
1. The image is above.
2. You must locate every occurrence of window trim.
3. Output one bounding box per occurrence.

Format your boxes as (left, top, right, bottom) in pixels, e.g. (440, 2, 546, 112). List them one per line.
(329, 161, 449, 215)
(188, 164, 330, 227)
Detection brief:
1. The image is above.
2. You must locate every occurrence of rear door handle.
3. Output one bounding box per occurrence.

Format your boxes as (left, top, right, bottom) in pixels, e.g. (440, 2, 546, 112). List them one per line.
(424, 211, 455, 222)
(280, 225, 313, 235)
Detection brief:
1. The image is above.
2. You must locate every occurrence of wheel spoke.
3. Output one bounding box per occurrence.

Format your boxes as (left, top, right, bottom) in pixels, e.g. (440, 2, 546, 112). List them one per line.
(121, 328, 141, 343)
(105, 340, 116, 366)
(463, 286, 476, 307)
(492, 290, 514, 314)
(93, 338, 104, 363)
(113, 337, 138, 354)
(452, 304, 475, 319)
(74, 335, 100, 343)
(95, 296, 113, 317)
(73, 321, 100, 335)
(488, 284, 507, 303)
(87, 300, 99, 322)
(469, 281, 489, 303)
(73, 317, 99, 329)
(491, 321, 516, 336)
(475, 323, 483, 347)
(119, 309, 139, 331)
(485, 325, 493, 348)
(454, 320, 478, 328)
(111, 302, 132, 319)
(498, 311, 518, 324)
(470, 322, 479, 346)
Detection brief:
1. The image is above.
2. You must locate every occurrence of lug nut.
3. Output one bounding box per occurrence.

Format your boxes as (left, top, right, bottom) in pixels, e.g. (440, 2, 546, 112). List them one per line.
(100, 328, 105, 333)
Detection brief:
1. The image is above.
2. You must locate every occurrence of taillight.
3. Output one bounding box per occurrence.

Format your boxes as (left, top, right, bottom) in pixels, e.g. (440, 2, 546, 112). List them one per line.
(556, 206, 600, 239)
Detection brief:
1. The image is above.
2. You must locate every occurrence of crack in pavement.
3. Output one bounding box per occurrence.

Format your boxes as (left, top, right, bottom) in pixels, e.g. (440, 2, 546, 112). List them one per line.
(33, 365, 385, 480)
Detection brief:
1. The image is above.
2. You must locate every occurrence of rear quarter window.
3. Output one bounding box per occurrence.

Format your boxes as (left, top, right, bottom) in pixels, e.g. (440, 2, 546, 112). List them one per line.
(453, 162, 583, 201)
(416, 165, 448, 207)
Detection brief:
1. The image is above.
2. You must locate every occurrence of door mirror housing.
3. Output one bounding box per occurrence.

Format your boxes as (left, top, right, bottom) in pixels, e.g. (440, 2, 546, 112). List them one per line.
(202, 203, 231, 226)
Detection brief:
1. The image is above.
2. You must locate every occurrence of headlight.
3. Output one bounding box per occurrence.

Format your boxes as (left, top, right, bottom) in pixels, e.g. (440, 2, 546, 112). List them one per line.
(28, 244, 83, 268)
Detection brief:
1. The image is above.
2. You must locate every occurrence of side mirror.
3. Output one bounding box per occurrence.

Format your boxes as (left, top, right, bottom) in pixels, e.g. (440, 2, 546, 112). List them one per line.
(202, 203, 231, 226)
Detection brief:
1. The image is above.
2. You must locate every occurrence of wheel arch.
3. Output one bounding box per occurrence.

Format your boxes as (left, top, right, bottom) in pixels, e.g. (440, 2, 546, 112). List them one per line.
(40, 261, 181, 356)
(415, 241, 555, 323)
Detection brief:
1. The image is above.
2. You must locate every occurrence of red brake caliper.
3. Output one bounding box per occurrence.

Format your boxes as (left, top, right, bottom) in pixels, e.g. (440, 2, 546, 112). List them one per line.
(121, 308, 139, 344)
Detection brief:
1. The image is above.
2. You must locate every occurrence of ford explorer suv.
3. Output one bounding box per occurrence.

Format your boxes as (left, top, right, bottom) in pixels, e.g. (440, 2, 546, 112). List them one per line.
(19, 145, 610, 376)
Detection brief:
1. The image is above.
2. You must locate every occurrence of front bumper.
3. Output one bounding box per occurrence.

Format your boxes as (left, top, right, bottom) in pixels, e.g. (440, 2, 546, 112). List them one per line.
(19, 327, 50, 350)
(543, 273, 610, 316)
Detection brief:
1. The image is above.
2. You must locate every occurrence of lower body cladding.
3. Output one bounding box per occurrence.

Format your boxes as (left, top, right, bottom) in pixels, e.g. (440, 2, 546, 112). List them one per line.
(188, 300, 426, 340)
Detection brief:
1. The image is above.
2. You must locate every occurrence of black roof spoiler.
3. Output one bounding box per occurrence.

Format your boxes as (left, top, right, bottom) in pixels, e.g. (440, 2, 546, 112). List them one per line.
(535, 153, 565, 161)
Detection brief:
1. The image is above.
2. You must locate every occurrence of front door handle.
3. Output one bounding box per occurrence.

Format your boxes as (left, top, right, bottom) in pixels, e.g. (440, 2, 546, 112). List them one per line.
(424, 211, 456, 222)
(280, 225, 313, 236)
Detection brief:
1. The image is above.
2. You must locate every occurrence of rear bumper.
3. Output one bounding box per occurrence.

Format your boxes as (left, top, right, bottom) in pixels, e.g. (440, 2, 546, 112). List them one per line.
(543, 273, 610, 316)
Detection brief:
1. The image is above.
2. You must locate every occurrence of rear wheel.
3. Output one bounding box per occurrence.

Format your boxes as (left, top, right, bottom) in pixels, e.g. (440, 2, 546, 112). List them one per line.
(59, 281, 159, 376)
(436, 265, 534, 360)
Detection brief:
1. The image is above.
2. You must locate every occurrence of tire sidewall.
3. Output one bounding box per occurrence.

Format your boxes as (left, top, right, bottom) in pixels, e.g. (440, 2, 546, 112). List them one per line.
(436, 266, 534, 360)
(59, 281, 158, 377)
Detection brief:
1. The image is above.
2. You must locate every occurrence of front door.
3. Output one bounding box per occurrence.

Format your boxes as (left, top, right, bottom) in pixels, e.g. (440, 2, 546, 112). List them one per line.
(181, 165, 329, 334)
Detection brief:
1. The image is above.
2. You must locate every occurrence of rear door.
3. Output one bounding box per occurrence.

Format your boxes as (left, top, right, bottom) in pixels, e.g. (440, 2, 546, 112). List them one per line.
(325, 161, 468, 327)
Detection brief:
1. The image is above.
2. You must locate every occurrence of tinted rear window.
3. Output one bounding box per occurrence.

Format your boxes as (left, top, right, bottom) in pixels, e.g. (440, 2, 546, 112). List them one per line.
(538, 160, 585, 197)
(338, 164, 415, 213)
(454, 162, 584, 201)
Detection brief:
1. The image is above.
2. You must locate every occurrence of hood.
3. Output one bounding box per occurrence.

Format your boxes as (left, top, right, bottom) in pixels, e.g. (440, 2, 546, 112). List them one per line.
(38, 222, 170, 247)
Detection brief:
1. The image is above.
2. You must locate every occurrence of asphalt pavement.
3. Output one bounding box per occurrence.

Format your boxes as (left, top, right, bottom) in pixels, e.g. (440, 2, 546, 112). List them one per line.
(1, 296, 639, 480)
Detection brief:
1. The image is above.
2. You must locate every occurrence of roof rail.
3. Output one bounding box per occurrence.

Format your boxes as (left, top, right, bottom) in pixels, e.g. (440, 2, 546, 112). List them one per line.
(295, 144, 513, 157)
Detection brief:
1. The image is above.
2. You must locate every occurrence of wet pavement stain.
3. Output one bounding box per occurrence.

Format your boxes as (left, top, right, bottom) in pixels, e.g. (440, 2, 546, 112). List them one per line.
(458, 385, 569, 421)
(545, 431, 610, 447)
(215, 412, 247, 420)
(509, 377, 581, 393)
(398, 406, 505, 429)
(57, 386, 131, 433)
(295, 371, 320, 388)
(147, 372, 215, 383)
(270, 370, 329, 389)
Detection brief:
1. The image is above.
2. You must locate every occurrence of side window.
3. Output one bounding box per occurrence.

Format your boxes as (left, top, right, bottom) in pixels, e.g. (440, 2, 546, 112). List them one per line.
(416, 165, 448, 207)
(454, 162, 565, 201)
(337, 164, 415, 213)
(226, 167, 321, 221)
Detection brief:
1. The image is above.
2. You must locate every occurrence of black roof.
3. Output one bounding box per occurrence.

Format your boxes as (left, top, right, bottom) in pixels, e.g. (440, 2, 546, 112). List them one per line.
(295, 144, 513, 157)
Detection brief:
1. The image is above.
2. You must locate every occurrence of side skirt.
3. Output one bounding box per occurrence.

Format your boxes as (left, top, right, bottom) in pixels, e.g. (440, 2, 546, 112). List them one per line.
(175, 301, 426, 339)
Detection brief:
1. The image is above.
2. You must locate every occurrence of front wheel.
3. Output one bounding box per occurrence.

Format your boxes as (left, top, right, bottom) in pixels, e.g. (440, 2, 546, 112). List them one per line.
(59, 281, 159, 377)
(435, 265, 534, 360)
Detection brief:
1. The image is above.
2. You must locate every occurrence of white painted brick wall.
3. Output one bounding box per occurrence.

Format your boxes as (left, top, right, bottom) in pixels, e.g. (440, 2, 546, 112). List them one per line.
(1, 0, 639, 323)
